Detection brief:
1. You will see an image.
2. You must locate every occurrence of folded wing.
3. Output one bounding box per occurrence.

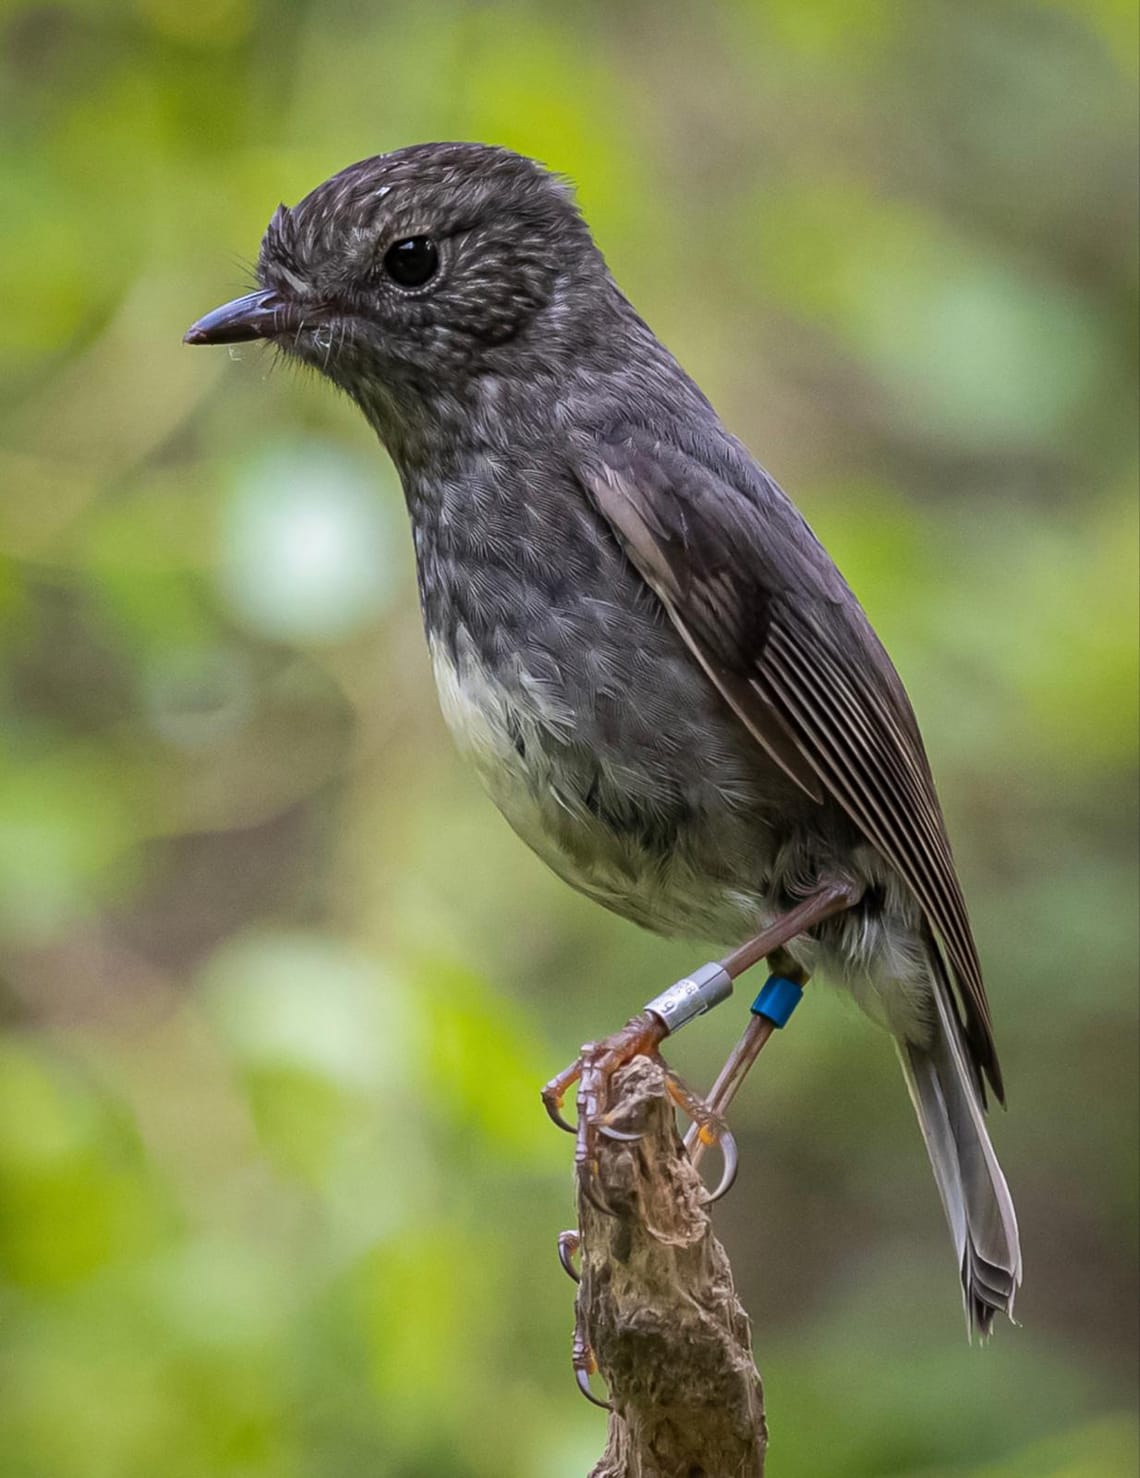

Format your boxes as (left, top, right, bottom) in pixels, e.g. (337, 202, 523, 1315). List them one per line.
(573, 426, 1002, 1101)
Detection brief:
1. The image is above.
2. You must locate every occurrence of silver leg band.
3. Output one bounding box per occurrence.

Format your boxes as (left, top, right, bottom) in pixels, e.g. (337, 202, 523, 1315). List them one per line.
(645, 961, 734, 1035)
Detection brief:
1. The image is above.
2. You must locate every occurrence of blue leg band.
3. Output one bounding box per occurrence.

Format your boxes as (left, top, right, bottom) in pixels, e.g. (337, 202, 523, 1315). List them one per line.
(751, 975, 803, 1028)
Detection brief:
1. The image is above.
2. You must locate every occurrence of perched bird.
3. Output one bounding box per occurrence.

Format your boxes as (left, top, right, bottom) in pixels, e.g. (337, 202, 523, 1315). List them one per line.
(185, 142, 1020, 1336)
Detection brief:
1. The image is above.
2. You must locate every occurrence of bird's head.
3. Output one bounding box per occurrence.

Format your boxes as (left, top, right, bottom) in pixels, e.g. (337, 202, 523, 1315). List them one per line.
(184, 142, 610, 447)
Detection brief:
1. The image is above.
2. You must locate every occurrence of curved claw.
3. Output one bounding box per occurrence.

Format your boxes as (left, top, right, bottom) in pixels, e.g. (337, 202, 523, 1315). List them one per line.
(596, 1120, 642, 1143)
(541, 1089, 577, 1134)
(702, 1124, 740, 1203)
(557, 1230, 581, 1284)
(575, 1365, 612, 1410)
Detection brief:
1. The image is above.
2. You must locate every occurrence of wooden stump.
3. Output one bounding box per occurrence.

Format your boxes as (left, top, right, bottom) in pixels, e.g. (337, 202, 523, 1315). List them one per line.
(574, 1055, 767, 1478)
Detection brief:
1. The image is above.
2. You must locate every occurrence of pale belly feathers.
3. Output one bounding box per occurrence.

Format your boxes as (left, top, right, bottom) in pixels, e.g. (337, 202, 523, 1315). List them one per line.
(428, 630, 778, 943)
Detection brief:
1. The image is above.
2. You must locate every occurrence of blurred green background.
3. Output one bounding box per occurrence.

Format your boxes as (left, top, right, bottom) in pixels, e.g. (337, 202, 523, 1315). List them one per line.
(1, 2, 1137, 1475)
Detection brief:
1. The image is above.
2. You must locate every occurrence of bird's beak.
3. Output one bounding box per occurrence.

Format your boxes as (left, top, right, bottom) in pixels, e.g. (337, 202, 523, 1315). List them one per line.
(183, 289, 304, 346)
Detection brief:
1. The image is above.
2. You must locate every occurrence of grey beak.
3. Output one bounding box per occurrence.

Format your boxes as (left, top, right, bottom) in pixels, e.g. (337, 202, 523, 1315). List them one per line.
(183, 289, 302, 345)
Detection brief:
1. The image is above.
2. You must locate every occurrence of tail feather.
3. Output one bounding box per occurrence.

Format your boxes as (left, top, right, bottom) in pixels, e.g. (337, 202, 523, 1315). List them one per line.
(898, 976, 1022, 1338)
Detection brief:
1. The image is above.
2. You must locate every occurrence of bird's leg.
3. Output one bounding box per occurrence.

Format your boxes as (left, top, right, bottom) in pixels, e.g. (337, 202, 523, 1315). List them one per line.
(683, 946, 807, 1173)
(678, 885, 863, 1190)
(542, 878, 861, 1208)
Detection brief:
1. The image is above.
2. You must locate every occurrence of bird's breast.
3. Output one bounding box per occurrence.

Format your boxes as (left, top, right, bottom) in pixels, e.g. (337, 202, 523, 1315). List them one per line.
(406, 454, 796, 938)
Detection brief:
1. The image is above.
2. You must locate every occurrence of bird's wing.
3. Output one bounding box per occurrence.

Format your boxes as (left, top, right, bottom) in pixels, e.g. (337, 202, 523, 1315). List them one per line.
(571, 425, 1002, 1101)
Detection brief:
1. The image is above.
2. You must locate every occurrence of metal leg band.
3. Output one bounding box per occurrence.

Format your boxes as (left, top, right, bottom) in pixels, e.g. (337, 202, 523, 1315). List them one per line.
(645, 961, 734, 1035)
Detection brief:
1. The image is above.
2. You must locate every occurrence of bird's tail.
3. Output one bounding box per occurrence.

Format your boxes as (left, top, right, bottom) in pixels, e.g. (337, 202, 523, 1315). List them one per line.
(897, 967, 1022, 1338)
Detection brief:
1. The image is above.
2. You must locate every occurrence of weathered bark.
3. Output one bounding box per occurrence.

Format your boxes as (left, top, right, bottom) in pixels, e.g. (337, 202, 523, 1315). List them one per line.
(577, 1056, 766, 1478)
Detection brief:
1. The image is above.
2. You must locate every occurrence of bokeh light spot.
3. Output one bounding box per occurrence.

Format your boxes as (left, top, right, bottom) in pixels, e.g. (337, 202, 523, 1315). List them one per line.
(217, 442, 401, 646)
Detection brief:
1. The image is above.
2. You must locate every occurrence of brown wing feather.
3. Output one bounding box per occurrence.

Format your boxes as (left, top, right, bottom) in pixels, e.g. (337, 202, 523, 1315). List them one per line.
(577, 434, 1003, 1102)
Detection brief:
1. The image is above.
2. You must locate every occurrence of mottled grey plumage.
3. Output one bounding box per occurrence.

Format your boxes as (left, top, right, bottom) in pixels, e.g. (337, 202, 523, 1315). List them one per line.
(185, 142, 1020, 1333)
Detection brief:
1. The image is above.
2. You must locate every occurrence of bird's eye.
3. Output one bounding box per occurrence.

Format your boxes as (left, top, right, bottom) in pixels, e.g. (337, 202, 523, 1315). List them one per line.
(382, 236, 439, 289)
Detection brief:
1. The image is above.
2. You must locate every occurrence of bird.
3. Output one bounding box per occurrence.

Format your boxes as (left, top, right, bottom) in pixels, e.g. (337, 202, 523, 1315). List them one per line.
(184, 141, 1021, 1338)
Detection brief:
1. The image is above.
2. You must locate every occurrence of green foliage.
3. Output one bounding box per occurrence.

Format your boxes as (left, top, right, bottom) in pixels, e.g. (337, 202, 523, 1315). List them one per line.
(0, 1, 1136, 1473)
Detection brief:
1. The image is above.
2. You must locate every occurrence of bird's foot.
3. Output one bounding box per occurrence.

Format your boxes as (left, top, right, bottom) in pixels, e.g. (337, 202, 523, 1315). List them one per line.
(542, 1012, 737, 1212)
(557, 1228, 611, 1407)
(662, 1073, 739, 1202)
(542, 1012, 666, 1215)
(541, 1011, 667, 1135)
(557, 1228, 581, 1283)
(572, 1314, 611, 1409)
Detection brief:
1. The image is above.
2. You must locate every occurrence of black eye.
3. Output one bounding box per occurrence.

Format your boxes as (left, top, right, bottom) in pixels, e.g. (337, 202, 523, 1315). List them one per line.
(382, 236, 439, 288)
